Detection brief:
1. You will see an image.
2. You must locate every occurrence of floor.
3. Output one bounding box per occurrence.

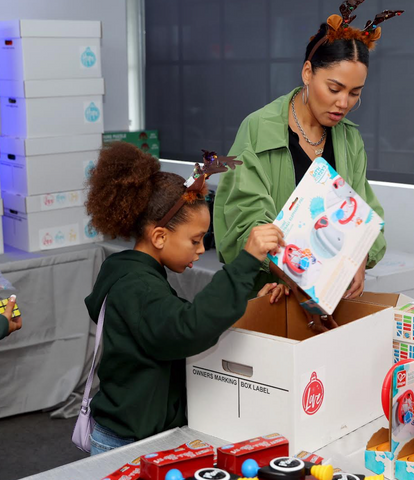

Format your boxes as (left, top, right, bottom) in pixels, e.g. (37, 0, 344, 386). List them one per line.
(0, 410, 88, 480)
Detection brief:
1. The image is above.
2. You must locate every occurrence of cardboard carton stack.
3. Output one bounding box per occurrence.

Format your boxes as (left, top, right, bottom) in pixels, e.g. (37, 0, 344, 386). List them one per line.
(0, 19, 104, 252)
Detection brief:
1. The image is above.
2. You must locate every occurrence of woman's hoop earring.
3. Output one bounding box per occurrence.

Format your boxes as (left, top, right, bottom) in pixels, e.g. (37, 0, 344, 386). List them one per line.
(350, 97, 362, 113)
(302, 84, 309, 105)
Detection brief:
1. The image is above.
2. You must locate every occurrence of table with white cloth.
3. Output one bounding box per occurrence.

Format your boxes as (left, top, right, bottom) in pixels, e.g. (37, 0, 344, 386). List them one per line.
(0, 243, 105, 419)
(19, 418, 389, 480)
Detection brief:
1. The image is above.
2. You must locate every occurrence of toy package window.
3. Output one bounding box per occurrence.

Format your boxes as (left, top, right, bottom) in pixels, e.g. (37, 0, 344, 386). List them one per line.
(269, 157, 384, 315)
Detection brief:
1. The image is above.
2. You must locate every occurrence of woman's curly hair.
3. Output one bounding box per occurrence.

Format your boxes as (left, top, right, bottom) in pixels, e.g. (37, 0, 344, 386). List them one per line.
(85, 141, 207, 240)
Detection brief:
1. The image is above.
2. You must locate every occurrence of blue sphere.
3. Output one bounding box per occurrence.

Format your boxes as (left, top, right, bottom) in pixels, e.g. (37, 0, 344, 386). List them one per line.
(166, 469, 184, 480)
(242, 459, 259, 478)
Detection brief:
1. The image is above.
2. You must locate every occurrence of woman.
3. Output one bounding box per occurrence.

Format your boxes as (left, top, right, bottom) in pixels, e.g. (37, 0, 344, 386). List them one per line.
(214, 5, 403, 332)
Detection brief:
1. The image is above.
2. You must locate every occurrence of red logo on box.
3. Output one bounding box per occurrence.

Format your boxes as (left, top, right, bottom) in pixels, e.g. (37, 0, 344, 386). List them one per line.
(397, 370, 407, 388)
(302, 372, 324, 415)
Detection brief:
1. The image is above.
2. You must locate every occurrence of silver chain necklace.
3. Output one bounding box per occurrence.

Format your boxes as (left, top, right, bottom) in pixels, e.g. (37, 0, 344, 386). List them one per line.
(291, 90, 326, 155)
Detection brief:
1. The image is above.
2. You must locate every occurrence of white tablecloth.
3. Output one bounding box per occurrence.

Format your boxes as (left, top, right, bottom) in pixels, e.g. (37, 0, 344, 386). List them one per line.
(0, 243, 105, 418)
(20, 417, 389, 480)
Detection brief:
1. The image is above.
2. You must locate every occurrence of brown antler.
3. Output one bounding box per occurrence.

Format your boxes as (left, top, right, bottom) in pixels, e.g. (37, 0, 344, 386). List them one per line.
(201, 150, 242, 177)
(363, 10, 404, 32)
(339, 0, 366, 25)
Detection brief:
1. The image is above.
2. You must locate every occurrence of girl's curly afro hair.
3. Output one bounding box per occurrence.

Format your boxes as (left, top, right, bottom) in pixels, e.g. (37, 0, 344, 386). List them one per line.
(85, 141, 207, 240)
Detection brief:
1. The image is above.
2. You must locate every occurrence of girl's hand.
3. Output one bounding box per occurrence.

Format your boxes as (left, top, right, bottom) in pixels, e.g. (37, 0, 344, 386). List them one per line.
(343, 255, 368, 299)
(3, 295, 22, 336)
(244, 224, 285, 262)
(257, 283, 290, 304)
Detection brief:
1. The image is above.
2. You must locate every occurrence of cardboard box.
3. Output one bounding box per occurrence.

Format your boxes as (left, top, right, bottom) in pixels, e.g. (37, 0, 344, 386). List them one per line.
(0, 19, 102, 39)
(140, 440, 215, 480)
(0, 134, 101, 195)
(186, 292, 400, 454)
(365, 360, 414, 480)
(0, 36, 102, 81)
(0, 78, 104, 138)
(2, 190, 102, 252)
(217, 434, 289, 475)
(0, 19, 101, 82)
(269, 157, 383, 315)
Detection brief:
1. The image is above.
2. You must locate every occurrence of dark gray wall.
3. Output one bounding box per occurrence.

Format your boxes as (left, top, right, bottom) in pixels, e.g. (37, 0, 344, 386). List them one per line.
(145, 0, 414, 184)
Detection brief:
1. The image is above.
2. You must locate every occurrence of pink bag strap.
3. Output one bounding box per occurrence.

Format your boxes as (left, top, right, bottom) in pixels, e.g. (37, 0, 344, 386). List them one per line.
(80, 295, 107, 414)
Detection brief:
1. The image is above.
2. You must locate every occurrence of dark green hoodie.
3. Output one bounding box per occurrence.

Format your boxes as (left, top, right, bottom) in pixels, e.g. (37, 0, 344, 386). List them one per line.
(85, 248, 261, 440)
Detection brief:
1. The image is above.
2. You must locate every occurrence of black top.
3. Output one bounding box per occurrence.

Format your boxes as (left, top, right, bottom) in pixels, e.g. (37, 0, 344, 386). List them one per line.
(288, 126, 335, 185)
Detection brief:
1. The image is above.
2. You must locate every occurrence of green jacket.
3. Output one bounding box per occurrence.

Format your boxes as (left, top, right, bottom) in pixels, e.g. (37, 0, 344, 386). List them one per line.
(214, 88, 386, 294)
(85, 249, 261, 440)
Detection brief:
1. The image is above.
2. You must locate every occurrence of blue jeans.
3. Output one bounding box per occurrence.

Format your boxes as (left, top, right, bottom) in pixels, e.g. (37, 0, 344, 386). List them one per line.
(90, 421, 136, 456)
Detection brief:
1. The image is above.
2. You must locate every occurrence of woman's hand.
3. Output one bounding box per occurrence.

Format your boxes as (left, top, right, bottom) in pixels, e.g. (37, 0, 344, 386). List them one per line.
(244, 224, 285, 262)
(304, 312, 338, 333)
(3, 295, 22, 336)
(257, 283, 289, 304)
(343, 255, 368, 300)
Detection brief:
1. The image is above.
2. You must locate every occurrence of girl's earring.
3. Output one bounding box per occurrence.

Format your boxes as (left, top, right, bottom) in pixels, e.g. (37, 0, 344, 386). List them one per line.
(349, 97, 362, 113)
(302, 84, 309, 105)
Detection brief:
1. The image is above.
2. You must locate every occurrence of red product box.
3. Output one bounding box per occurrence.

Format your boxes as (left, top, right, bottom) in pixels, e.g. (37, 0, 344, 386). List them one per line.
(100, 456, 141, 480)
(140, 440, 215, 480)
(217, 433, 289, 476)
(295, 451, 324, 465)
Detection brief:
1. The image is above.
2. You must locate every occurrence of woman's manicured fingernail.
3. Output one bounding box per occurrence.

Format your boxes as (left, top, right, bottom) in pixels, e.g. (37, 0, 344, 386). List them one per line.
(10, 295, 16, 301)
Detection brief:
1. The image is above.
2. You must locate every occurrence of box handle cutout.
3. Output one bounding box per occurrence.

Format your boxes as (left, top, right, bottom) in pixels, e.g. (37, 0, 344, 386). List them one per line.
(222, 360, 253, 377)
(289, 197, 298, 210)
(8, 98, 16, 104)
(9, 209, 18, 215)
(5, 40, 13, 46)
(7, 154, 16, 160)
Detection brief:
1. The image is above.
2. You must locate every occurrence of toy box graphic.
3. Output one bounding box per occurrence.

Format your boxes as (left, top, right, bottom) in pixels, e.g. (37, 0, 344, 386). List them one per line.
(395, 305, 414, 343)
(269, 157, 384, 315)
(217, 433, 289, 476)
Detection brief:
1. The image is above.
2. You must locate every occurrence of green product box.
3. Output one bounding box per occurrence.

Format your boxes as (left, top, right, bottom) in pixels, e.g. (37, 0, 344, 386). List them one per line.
(103, 130, 158, 144)
(102, 131, 160, 158)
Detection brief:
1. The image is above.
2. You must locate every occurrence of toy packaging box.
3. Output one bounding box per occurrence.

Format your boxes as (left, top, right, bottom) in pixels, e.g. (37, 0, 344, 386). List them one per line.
(217, 433, 289, 475)
(269, 157, 384, 315)
(365, 360, 414, 480)
(103, 130, 160, 158)
(394, 304, 414, 363)
(140, 440, 215, 480)
(187, 291, 398, 454)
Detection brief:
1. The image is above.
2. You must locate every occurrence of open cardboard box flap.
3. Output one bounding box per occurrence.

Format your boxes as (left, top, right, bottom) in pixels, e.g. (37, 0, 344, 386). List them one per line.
(233, 291, 399, 342)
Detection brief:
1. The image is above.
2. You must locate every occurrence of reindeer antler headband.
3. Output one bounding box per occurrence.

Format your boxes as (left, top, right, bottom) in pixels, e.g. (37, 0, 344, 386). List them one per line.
(307, 0, 404, 62)
(156, 150, 242, 228)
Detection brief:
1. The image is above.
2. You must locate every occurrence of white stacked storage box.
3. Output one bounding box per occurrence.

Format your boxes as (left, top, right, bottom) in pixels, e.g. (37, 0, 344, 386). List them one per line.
(0, 19, 104, 252)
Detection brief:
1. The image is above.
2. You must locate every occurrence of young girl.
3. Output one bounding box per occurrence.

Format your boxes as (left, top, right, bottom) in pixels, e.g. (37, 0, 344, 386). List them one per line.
(85, 142, 285, 455)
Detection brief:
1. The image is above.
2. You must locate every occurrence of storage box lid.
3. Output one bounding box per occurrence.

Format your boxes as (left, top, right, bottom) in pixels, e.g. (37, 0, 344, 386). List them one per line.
(0, 20, 102, 39)
(0, 134, 102, 156)
(0, 78, 104, 98)
(2, 190, 85, 214)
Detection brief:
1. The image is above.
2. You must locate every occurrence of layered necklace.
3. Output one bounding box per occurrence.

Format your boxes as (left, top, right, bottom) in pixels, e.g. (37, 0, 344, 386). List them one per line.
(291, 90, 326, 156)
